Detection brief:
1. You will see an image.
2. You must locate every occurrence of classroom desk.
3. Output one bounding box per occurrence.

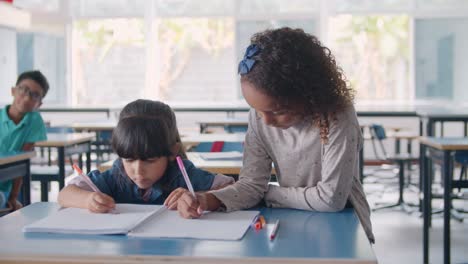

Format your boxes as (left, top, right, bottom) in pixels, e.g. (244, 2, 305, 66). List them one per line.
(419, 137, 468, 264)
(187, 152, 255, 175)
(195, 107, 420, 133)
(417, 108, 468, 137)
(35, 133, 94, 189)
(0, 151, 35, 206)
(196, 118, 249, 133)
(182, 133, 245, 149)
(71, 121, 116, 132)
(98, 152, 275, 177)
(0, 202, 376, 264)
(40, 107, 112, 118)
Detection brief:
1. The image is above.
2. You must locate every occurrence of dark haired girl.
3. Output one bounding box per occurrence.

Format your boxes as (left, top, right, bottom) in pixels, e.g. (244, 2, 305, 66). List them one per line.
(176, 28, 374, 242)
(58, 99, 233, 213)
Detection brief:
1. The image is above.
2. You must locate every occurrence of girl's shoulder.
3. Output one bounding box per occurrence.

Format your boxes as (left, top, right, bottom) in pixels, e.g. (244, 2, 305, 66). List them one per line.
(333, 105, 359, 126)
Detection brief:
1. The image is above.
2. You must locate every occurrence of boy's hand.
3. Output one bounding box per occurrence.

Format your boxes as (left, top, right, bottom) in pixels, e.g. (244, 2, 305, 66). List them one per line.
(86, 192, 115, 213)
(176, 192, 221, 219)
(164, 187, 189, 210)
(7, 198, 22, 211)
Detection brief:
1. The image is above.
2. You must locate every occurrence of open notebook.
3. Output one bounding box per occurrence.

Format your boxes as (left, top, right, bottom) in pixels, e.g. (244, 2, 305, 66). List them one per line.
(23, 204, 259, 240)
(199, 151, 243, 161)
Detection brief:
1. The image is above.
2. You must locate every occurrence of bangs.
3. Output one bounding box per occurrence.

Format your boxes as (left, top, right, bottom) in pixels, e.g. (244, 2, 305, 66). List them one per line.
(111, 117, 173, 160)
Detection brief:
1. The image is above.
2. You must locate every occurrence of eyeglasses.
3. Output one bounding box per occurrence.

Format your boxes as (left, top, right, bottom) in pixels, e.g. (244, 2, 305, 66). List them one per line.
(15, 85, 43, 102)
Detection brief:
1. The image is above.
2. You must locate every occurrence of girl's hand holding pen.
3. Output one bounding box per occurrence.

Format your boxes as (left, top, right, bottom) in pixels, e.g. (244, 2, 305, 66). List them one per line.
(176, 192, 222, 219)
(176, 191, 207, 219)
(86, 192, 116, 213)
(164, 187, 189, 210)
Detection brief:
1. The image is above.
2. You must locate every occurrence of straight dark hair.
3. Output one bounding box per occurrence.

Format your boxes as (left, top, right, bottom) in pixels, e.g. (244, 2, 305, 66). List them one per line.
(111, 99, 186, 160)
(16, 70, 50, 97)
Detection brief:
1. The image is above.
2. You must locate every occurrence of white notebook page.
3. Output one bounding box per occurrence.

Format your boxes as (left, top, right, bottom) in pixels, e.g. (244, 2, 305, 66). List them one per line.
(23, 204, 162, 235)
(130, 210, 259, 240)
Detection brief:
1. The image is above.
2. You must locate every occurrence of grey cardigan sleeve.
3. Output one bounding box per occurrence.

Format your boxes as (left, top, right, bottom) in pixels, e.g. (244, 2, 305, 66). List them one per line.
(210, 111, 272, 211)
(264, 114, 361, 212)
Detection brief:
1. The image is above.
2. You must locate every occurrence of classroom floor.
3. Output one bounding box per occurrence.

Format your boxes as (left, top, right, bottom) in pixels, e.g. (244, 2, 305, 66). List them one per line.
(29, 168, 468, 264)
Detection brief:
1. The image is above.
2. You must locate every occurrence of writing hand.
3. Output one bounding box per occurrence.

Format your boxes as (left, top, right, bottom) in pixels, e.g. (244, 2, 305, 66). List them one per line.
(86, 192, 115, 213)
(164, 187, 189, 210)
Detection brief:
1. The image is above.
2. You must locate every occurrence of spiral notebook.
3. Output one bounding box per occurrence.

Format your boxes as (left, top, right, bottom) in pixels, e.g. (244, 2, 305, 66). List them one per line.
(23, 204, 259, 240)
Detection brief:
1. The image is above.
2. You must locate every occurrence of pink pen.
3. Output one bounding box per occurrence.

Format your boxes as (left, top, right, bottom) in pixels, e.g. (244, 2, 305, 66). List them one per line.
(175, 156, 197, 200)
(72, 164, 99, 192)
(72, 164, 117, 214)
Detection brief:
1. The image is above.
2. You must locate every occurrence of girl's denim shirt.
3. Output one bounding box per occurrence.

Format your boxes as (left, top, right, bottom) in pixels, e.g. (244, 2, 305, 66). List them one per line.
(87, 158, 214, 204)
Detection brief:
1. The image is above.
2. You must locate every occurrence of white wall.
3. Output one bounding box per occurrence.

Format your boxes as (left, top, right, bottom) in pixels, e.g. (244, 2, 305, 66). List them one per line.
(0, 27, 17, 105)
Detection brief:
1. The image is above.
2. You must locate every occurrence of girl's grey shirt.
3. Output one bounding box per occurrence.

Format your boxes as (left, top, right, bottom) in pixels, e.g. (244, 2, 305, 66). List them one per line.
(210, 107, 374, 242)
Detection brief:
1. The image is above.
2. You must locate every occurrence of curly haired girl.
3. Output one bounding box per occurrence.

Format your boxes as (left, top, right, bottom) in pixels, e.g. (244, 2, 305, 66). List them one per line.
(176, 27, 374, 243)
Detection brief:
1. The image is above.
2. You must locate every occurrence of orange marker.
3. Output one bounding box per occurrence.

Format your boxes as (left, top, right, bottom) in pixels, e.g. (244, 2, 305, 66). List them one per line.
(254, 221, 262, 230)
(259, 215, 266, 227)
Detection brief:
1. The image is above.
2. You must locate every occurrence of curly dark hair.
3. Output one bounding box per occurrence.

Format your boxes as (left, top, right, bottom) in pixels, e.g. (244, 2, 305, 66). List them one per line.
(240, 27, 355, 143)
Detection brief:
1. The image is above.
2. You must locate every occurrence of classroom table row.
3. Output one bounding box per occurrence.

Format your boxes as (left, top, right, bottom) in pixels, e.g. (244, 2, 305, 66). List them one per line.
(53, 105, 468, 136)
(98, 152, 273, 176)
(0, 137, 468, 263)
(96, 137, 468, 264)
(0, 202, 376, 264)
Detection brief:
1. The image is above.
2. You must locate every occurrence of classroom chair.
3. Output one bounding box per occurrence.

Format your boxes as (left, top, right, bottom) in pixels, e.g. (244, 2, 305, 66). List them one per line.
(366, 124, 419, 213)
(32, 126, 76, 202)
(36, 126, 75, 166)
(92, 130, 113, 165)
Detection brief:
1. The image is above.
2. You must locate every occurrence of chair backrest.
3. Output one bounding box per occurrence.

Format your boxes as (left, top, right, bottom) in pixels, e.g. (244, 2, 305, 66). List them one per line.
(368, 124, 388, 160)
(370, 124, 387, 140)
(96, 131, 113, 144)
(455, 150, 468, 164)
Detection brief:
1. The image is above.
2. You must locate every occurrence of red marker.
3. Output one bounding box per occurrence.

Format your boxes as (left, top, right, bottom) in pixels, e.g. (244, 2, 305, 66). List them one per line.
(269, 219, 280, 240)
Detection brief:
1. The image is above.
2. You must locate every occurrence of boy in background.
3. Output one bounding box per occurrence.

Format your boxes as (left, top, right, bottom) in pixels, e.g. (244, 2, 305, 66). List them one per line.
(0, 70, 49, 211)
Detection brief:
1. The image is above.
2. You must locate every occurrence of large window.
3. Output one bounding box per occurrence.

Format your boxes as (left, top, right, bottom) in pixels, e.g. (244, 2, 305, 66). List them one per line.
(415, 18, 468, 103)
(66, 0, 468, 107)
(70, 0, 318, 106)
(329, 15, 410, 103)
(72, 19, 146, 106)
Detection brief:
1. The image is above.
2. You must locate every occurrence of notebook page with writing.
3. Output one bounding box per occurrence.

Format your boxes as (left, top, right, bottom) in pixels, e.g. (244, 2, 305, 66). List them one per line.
(23, 204, 163, 235)
(129, 210, 259, 240)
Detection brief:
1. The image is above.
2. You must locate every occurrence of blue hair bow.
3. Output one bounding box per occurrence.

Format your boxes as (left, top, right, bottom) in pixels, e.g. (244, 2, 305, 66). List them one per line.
(238, 44, 261, 75)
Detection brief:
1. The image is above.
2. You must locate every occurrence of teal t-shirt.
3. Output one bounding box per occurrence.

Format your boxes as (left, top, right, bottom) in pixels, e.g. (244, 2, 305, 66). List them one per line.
(0, 105, 47, 195)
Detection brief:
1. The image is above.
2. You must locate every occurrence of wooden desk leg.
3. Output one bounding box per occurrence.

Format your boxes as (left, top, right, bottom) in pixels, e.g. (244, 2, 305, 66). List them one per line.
(443, 150, 451, 264)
